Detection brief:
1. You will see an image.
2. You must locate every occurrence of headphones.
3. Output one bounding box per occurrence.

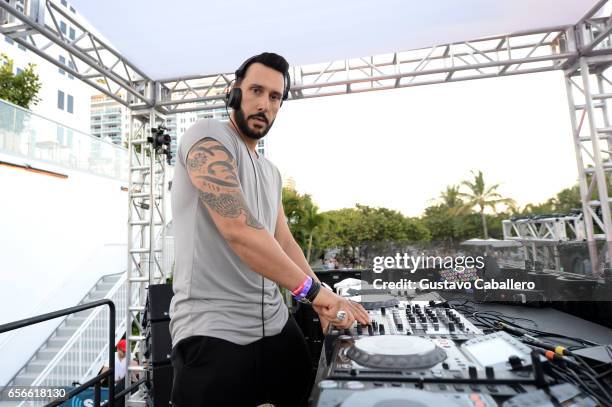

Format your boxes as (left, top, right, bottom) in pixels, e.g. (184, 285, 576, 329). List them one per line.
(225, 55, 291, 110)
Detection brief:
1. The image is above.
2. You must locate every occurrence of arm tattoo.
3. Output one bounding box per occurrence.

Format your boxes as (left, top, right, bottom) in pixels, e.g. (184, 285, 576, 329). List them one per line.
(188, 137, 263, 230)
(200, 191, 263, 229)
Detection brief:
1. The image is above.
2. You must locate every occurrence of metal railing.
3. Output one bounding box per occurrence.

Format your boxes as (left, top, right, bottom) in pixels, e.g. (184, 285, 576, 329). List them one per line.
(0, 99, 128, 180)
(22, 274, 129, 398)
(0, 300, 116, 407)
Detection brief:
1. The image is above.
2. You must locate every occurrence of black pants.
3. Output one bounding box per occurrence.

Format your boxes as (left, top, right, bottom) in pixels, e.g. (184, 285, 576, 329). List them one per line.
(171, 316, 312, 407)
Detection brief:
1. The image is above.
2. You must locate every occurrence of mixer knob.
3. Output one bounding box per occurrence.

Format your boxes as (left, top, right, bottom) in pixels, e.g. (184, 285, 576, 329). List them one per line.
(448, 322, 455, 332)
(396, 323, 403, 331)
(378, 324, 385, 335)
(356, 324, 363, 335)
(458, 322, 464, 330)
(372, 321, 378, 330)
(485, 366, 495, 379)
(367, 325, 374, 336)
(381, 307, 386, 316)
(433, 323, 439, 331)
(468, 366, 478, 379)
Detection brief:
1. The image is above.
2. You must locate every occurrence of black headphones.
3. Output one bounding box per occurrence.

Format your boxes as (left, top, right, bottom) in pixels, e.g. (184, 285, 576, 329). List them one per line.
(225, 55, 291, 110)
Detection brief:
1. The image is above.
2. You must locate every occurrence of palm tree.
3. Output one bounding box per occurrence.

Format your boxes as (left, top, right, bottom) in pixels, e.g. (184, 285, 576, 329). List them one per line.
(304, 204, 325, 263)
(458, 170, 516, 238)
(439, 185, 463, 211)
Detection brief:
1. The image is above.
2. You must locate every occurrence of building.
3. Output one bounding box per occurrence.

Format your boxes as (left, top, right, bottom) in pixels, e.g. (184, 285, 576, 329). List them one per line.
(89, 97, 266, 165)
(1, 0, 94, 135)
(90, 94, 129, 145)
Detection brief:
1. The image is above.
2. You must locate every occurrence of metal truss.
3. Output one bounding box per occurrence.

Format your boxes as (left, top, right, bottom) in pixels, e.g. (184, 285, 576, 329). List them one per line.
(502, 214, 586, 243)
(560, 0, 612, 275)
(158, 27, 578, 113)
(0, 0, 154, 108)
(125, 109, 168, 406)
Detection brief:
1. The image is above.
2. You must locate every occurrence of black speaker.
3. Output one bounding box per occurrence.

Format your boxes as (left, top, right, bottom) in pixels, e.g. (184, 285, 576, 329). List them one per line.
(146, 320, 172, 366)
(146, 364, 173, 407)
(145, 284, 174, 324)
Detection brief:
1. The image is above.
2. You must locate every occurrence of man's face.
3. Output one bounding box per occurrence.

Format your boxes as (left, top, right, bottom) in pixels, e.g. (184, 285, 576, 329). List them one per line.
(234, 62, 285, 140)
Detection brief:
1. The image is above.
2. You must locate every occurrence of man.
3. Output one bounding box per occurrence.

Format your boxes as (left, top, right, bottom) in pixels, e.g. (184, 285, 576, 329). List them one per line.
(169, 52, 369, 406)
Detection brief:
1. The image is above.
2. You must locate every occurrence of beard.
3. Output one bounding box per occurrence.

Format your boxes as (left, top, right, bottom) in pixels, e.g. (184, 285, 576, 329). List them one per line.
(234, 107, 274, 140)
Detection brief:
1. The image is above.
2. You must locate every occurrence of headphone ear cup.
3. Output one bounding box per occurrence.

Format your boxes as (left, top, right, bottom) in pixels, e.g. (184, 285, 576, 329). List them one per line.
(227, 88, 242, 110)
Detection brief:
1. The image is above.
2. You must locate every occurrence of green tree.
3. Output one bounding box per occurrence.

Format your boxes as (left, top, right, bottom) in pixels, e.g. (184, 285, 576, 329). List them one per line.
(0, 53, 41, 109)
(281, 187, 326, 262)
(458, 170, 516, 239)
(439, 184, 463, 210)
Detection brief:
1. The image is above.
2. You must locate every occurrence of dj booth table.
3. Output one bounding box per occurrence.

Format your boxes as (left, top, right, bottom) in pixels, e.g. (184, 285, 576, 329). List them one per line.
(474, 302, 612, 346)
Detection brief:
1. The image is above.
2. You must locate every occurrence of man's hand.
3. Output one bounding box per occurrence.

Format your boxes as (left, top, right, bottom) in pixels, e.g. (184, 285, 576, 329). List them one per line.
(312, 288, 370, 332)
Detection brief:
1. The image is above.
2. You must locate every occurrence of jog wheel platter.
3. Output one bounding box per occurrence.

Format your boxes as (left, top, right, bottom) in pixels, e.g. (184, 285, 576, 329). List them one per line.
(346, 336, 447, 369)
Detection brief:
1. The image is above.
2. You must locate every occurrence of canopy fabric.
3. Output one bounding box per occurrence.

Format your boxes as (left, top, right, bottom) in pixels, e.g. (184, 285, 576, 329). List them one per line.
(70, 0, 597, 81)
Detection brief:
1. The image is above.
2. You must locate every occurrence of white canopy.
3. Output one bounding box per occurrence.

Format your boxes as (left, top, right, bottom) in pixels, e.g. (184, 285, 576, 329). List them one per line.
(69, 0, 596, 81)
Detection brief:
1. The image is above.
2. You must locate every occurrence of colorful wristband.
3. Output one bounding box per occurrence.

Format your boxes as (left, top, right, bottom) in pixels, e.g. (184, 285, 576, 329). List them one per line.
(291, 277, 308, 296)
(293, 276, 313, 300)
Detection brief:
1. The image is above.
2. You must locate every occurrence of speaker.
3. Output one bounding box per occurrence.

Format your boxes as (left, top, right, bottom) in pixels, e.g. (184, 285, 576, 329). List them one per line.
(146, 320, 172, 366)
(146, 364, 173, 407)
(145, 284, 174, 324)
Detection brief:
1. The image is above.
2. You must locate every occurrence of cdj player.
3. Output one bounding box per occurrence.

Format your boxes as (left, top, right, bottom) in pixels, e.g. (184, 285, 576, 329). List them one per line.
(307, 282, 603, 406)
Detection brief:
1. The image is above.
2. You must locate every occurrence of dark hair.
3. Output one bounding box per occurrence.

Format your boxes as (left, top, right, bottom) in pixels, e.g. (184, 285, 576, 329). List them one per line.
(236, 52, 289, 81)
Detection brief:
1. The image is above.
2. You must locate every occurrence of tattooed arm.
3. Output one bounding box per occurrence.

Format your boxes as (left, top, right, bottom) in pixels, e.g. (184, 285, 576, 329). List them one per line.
(186, 137, 309, 291)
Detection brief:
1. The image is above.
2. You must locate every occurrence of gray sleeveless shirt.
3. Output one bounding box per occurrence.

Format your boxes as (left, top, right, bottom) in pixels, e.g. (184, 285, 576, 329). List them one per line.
(169, 118, 288, 346)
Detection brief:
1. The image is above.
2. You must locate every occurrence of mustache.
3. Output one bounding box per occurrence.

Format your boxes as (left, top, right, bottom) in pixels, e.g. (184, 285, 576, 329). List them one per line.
(248, 113, 268, 124)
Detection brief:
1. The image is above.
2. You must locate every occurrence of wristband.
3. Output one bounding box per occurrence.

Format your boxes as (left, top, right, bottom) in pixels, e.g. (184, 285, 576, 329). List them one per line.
(291, 277, 309, 296)
(305, 280, 321, 303)
(292, 276, 313, 300)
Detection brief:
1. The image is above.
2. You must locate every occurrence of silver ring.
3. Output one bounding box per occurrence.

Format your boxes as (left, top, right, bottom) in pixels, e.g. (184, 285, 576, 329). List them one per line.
(336, 310, 347, 321)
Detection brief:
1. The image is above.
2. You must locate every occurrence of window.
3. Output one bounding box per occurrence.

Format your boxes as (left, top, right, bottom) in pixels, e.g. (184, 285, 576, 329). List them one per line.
(69, 27, 75, 41)
(56, 126, 64, 144)
(57, 90, 65, 110)
(60, 21, 67, 35)
(67, 60, 75, 79)
(58, 55, 65, 75)
(67, 94, 74, 113)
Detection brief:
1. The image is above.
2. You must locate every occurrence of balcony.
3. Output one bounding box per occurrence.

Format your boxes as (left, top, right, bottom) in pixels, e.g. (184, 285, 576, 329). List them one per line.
(0, 99, 128, 180)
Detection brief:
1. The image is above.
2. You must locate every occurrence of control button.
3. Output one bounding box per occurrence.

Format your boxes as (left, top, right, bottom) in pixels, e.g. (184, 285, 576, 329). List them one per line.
(448, 322, 455, 332)
(442, 362, 450, 370)
(485, 366, 494, 379)
(381, 307, 386, 316)
(378, 324, 385, 335)
(391, 382, 401, 387)
(319, 380, 338, 389)
(367, 325, 374, 335)
(468, 366, 477, 379)
(346, 381, 364, 389)
(508, 355, 523, 370)
(373, 382, 384, 387)
(356, 324, 363, 335)
(433, 323, 439, 331)
(396, 323, 403, 331)
(458, 322, 465, 330)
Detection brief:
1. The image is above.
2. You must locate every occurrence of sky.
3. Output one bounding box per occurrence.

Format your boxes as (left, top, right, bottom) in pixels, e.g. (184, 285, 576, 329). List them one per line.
(265, 71, 577, 217)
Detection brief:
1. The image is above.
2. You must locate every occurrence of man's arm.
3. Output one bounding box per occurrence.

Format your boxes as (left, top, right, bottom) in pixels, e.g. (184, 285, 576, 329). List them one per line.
(274, 199, 370, 326)
(185, 137, 364, 327)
